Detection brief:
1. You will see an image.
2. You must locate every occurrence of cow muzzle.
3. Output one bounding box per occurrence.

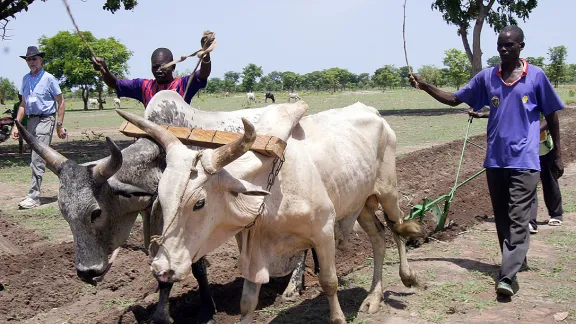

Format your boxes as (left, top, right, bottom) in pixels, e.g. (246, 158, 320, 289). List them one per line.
(76, 247, 120, 285)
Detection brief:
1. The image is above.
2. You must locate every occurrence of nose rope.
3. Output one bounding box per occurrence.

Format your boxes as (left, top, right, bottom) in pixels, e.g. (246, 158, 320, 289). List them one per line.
(149, 151, 204, 269)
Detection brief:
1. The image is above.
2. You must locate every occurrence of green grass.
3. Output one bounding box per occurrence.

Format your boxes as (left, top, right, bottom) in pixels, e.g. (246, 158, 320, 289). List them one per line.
(10, 206, 69, 241)
(103, 298, 135, 308)
(416, 270, 496, 322)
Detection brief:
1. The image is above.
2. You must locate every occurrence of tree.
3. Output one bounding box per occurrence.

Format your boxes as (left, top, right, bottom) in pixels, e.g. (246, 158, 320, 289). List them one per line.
(0, 77, 18, 105)
(39, 30, 132, 110)
(546, 46, 568, 88)
(486, 55, 500, 68)
(373, 65, 400, 90)
(398, 66, 414, 88)
(417, 65, 443, 88)
(442, 48, 471, 90)
(1, 0, 138, 40)
(432, 0, 538, 76)
(241, 64, 263, 92)
(205, 77, 222, 94)
(357, 73, 371, 89)
(281, 71, 299, 92)
(222, 71, 240, 93)
(525, 56, 545, 69)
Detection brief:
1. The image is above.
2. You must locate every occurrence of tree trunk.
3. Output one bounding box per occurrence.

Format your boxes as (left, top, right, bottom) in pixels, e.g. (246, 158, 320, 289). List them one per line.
(470, 0, 496, 76)
(460, 24, 474, 65)
(82, 87, 89, 111)
(97, 89, 104, 110)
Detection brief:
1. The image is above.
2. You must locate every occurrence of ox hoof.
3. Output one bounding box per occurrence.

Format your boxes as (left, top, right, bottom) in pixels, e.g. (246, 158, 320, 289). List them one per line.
(281, 283, 302, 301)
(360, 293, 382, 314)
(330, 317, 346, 324)
(401, 271, 420, 288)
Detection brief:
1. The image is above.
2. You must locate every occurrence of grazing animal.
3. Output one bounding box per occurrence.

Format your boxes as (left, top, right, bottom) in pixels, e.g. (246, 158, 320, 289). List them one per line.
(113, 98, 121, 108)
(288, 92, 301, 102)
(265, 92, 275, 103)
(88, 98, 98, 108)
(15, 90, 314, 324)
(246, 92, 257, 103)
(119, 98, 422, 323)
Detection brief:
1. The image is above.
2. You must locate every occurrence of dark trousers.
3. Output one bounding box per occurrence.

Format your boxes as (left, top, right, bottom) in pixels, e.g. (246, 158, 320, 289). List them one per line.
(530, 151, 564, 229)
(486, 168, 540, 283)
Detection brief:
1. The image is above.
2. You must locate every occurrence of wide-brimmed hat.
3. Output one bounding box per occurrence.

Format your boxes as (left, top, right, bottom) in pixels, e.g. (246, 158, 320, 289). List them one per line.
(19, 46, 45, 59)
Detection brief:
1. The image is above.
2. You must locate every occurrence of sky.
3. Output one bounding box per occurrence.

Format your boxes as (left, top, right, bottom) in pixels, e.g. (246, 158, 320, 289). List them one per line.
(1, 0, 574, 90)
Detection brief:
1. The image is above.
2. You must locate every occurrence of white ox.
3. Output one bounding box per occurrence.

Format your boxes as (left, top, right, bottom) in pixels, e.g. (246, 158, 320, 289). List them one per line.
(113, 98, 121, 108)
(288, 92, 301, 101)
(246, 92, 256, 103)
(118, 98, 421, 323)
(88, 98, 98, 108)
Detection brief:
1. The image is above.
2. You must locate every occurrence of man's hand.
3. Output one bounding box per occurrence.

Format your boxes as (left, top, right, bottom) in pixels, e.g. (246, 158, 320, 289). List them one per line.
(11, 126, 19, 140)
(468, 108, 488, 118)
(57, 126, 67, 139)
(92, 57, 108, 74)
(201, 32, 214, 49)
(408, 72, 424, 90)
(552, 150, 564, 179)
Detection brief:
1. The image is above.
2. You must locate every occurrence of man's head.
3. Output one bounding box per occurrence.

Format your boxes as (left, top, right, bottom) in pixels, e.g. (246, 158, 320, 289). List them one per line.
(151, 48, 175, 84)
(20, 46, 45, 74)
(497, 25, 525, 64)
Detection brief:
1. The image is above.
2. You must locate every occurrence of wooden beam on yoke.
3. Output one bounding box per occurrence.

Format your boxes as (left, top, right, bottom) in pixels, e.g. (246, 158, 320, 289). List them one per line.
(118, 121, 287, 158)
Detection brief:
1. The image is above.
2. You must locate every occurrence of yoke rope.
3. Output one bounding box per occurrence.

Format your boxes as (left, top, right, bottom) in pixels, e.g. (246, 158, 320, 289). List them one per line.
(161, 31, 218, 99)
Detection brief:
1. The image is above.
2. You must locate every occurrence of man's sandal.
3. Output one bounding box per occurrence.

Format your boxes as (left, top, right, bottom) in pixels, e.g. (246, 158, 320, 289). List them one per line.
(548, 219, 563, 226)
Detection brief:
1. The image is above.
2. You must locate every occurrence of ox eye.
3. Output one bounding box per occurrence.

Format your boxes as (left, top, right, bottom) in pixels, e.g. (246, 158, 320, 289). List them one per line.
(91, 209, 102, 223)
(193, 199, 205, 211)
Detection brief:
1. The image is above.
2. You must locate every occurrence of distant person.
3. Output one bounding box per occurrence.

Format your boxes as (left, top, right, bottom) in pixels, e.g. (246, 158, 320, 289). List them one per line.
(410, 25, 564, 298)
(11, 46, 67, 209)
(529, 114, 564, 232)
(92, 35, 213, 107)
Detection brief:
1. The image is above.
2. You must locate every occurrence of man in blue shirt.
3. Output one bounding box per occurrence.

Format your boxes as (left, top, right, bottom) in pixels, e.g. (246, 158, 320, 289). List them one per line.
(410, 25, 564, 298)
(11, 46, 66, 209)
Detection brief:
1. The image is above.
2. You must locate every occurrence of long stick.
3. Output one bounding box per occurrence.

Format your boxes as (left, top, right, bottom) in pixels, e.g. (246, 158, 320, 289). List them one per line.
(403, 0, 418, 87)
(62, 0, 97, 59)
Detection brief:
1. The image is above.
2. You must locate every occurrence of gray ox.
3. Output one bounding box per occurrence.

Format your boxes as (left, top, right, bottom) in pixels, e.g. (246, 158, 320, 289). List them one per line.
(15, 91, 313, 324)
(118, 99, 422, 323)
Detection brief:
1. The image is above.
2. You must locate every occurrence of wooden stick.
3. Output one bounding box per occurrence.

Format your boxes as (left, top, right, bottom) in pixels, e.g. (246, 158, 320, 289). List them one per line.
(62, 0, 97, 59)
(119, 121, 287, 158)
(403, 0, 418, 88)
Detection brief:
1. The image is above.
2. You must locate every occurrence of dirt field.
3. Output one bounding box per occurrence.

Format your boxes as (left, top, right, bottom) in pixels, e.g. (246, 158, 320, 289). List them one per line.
(1, 107, 575, 323)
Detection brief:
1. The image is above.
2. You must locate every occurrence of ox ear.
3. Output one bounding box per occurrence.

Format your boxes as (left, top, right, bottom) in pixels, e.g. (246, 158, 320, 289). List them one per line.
(108, 178, 154, 197)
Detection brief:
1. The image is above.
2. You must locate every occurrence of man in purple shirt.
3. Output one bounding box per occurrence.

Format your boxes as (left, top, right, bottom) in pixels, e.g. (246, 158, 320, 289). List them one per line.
(92, 36, 212, 107)
(410, 25, 564, 298)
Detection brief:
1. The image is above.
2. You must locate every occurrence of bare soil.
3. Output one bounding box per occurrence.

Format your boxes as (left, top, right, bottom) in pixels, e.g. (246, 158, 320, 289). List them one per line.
(1, 107, 575, 323)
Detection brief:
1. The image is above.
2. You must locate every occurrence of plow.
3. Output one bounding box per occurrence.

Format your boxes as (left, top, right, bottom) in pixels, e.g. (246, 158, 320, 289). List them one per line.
(404, 115, 486, 232)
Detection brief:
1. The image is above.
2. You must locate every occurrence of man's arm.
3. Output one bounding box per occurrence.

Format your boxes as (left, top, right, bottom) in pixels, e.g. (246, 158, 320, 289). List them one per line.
(410, 73, 462, 107)
(11, 97, 26, 140)
(92, 57, 118, 89)
(540, 118, 549, 132)
(198, 53, 211, 80)
(55, 93, 66, 139)
(545, 111, 562, 159)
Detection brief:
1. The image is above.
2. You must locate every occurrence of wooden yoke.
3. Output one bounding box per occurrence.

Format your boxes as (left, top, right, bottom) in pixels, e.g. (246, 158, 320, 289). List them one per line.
(118, 121, 287, 158)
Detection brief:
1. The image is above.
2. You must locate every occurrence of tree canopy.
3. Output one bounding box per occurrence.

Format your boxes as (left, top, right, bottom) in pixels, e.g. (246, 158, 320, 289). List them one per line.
(432, 0, 538, 75)
(39, 30, 132, 110)
(1, 0, 138, 39)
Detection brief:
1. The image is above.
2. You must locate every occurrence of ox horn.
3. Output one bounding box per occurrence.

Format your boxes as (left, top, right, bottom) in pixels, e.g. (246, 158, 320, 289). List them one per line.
(116, 110, 182, 152)
(92, 137, 123, 185)
(14, 120, 67, 175)
(201, 117, 256, 174)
